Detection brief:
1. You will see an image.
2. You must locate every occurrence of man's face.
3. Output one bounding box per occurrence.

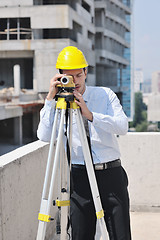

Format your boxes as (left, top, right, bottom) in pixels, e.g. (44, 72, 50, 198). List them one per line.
(62, 68, 87, 95)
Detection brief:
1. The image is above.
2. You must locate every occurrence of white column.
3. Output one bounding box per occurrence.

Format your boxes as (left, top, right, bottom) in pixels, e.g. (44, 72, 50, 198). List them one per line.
(7, 18, 9, 40)
(13, 64, 21, 96)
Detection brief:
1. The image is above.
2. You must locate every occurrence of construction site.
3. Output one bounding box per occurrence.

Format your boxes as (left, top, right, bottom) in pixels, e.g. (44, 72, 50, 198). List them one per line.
(0, 0, 133, 155)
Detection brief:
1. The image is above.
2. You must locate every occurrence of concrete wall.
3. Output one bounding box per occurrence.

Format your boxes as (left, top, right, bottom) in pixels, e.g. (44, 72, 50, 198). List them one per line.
(118, 132, 160, 211)
(1, 133, 160, 239)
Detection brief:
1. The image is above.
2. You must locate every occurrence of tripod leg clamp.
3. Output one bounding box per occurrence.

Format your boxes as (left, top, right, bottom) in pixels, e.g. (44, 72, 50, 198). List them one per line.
(56, 199, 70, 207)
(38, 213, 51, 222)
(96, 209, 104, 219)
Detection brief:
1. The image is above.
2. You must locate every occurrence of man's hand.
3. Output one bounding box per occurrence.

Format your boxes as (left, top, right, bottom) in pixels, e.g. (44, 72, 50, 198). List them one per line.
(46, 73, 64, 101)
(73, 90, 93, 122)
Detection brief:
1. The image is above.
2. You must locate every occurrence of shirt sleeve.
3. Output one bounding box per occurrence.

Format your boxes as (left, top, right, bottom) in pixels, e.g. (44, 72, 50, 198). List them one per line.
(37, 99, 56, 142)
(92, 89, 128, 135)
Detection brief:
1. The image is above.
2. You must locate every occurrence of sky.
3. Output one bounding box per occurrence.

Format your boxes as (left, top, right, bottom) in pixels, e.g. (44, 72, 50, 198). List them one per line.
(133, 0, 160, 80)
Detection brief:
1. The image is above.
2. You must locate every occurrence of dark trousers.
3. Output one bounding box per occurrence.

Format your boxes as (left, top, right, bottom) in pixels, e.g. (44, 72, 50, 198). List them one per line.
(70, 166, 131, 240)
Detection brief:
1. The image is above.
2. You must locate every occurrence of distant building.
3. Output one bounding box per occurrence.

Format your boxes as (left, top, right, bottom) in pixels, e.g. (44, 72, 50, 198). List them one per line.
(151, 71, 160, 93)
(148, 94, 160, 122)
(147, 71, 160, 122)
(134, 68, 143, 92)
(142, 78, 151, 94)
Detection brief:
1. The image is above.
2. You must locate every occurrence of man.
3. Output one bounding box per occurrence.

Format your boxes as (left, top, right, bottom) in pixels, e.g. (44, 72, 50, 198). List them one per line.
(37, 46, 131, 240)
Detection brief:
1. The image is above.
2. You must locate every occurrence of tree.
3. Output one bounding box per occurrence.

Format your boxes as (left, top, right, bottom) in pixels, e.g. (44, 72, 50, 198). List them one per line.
(133, 92, 147, 127)
(135, 121, 148, 132)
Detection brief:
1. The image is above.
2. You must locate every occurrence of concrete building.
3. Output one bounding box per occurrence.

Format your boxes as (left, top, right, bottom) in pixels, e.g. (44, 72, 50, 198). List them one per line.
(0, 0, 133, 154)
(0, 0, 95, 92)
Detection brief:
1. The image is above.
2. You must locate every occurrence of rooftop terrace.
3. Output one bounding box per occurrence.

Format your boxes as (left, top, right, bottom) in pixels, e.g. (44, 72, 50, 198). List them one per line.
(0, 132, 160, 239)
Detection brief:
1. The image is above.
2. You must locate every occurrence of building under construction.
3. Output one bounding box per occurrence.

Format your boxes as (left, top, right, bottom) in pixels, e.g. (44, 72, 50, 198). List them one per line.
(0, 0, 133, 155)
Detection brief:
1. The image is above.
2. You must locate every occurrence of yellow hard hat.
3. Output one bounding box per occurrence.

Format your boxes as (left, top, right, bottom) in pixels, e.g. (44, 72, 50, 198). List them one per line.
(56, 46, 88, 70)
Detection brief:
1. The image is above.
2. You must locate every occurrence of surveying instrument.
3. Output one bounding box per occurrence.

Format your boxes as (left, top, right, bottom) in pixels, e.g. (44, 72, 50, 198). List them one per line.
(36, 76, 108, 240)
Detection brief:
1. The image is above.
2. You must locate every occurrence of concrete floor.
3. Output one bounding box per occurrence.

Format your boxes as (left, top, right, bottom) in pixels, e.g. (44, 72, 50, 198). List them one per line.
(52, 211, 160, 239)
(130, 212, 160, 240)
(95, 212, 160, 240)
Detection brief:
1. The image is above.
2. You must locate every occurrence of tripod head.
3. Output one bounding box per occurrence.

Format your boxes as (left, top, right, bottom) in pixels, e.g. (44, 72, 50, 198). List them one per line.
(55, 93, 75, 102)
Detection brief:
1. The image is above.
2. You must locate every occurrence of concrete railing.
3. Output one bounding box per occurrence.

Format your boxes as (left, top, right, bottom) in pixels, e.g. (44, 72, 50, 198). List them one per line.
(0, 132, 160, 239)
(0, 141, 53, 240)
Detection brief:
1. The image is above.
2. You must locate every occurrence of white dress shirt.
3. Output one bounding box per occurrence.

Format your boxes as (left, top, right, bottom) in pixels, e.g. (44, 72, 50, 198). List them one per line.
(37, 86, 128, 164)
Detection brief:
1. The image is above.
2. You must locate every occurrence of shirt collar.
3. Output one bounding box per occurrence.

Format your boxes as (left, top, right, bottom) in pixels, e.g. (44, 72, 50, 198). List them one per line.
(82, 85, 89, 102)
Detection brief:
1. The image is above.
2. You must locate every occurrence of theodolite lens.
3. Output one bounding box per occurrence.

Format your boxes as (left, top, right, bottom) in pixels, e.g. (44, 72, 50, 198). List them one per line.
(61, 76, 69, 85)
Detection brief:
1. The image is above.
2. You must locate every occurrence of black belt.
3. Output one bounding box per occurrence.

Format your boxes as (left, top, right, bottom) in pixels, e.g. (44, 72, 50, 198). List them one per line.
(72, 159, 121, 171)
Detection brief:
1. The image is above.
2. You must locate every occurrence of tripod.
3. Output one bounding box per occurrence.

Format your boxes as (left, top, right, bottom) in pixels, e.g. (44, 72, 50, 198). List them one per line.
(36, 95, 108, 240)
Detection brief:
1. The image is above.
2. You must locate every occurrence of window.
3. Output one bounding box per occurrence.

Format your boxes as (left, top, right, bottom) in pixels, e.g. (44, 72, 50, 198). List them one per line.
(0, 18, 31, 40)
(82, 0, 90, 13)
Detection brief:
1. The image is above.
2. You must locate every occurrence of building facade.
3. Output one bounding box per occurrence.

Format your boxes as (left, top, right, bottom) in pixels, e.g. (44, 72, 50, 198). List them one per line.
(151, 71, 160, 94)
(0, 0, 133, 109)
(134, 68, 143, 92)
(95, 0, 133, 118)
(147, 71, 160, 122)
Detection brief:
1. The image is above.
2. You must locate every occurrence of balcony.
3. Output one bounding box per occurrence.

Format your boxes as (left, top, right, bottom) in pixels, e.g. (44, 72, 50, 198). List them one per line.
(0, 133, 160, 239)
